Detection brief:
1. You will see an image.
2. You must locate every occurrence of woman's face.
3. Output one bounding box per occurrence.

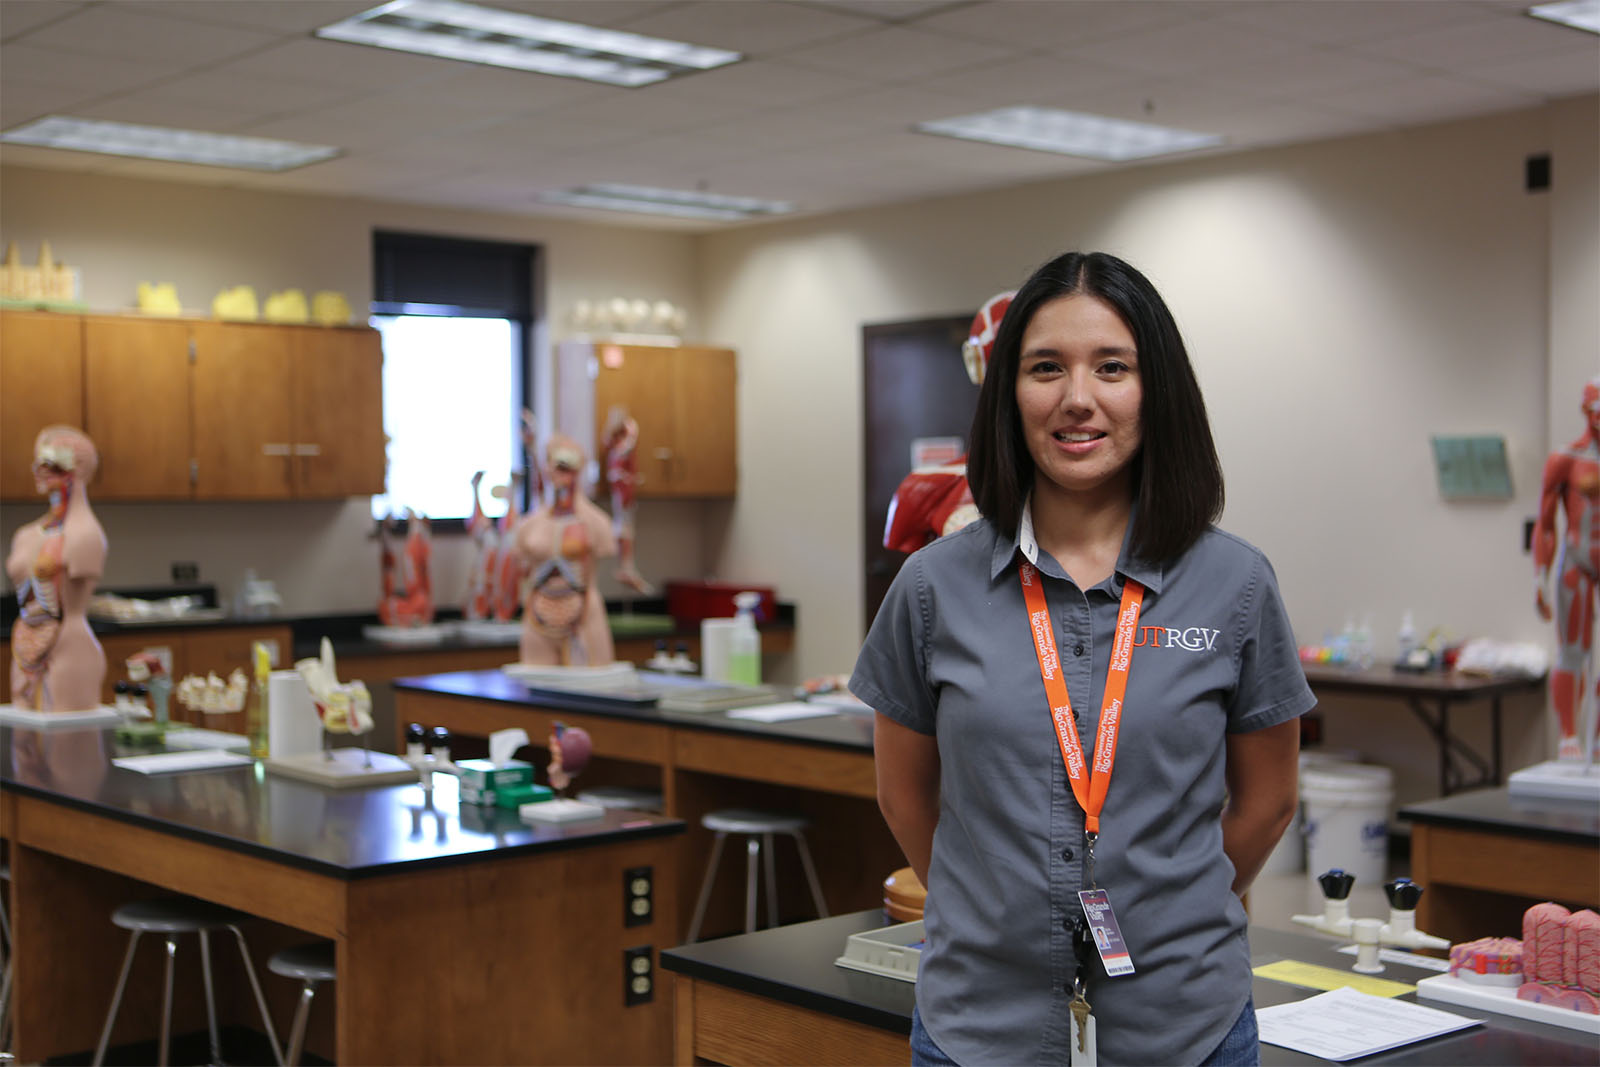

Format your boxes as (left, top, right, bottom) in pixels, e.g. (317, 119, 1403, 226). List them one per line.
(1015, 293, 1143, 502)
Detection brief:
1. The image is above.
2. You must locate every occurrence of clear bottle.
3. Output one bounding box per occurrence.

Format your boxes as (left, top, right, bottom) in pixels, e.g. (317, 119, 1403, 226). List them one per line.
(726, 592, 762, 686)
(1396, 611, 1418, 665)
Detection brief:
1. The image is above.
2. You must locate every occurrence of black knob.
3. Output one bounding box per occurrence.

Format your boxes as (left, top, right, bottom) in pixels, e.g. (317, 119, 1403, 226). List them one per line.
(1384, 878, 1423, 911)
(405, 723, 426, 745)
(114, 680, 131, 695)
(655, 639, 668, 652)
(675, 642, 689, 655)
(1317, 869, 1356, 900)
(131, 684, 149, 698)
(430, 726, 451, 748)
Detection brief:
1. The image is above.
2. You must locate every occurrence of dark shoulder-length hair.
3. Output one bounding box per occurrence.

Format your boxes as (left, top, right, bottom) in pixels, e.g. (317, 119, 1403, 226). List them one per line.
(966, 251, 1224, 564)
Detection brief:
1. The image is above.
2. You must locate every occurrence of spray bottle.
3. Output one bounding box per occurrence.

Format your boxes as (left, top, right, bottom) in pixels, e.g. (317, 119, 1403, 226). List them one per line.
(727, 591, 762, 686)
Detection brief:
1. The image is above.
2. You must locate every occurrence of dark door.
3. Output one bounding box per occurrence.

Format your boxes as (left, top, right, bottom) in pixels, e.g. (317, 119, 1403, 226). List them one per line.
(862, 315, 981, 630)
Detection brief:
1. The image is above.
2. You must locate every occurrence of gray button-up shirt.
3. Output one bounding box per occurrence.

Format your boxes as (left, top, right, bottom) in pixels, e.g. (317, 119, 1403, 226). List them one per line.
(851, 508, 1314, 1066)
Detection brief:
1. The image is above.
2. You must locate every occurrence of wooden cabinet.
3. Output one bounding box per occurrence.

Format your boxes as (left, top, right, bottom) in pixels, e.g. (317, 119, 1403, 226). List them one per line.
(94, 624, 291, 731)
(569, 342, 737, 498)
(0, 311, 85, 499)
(15, 312, 386, 501)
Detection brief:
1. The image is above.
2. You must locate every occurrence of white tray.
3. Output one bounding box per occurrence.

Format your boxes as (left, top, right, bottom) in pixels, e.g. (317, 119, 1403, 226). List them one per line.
(1507, 760, 1600, 802)
(1415, 974, 1600, 1034)
(0, 704, 121, 729)
(834, 920, 925, 982)
(164, 727, 251, 751)
(519, 798, 605, 823)
(362, 623, 452, 646)
(501, 662, 639, 690)
(113, 749, 255, 774)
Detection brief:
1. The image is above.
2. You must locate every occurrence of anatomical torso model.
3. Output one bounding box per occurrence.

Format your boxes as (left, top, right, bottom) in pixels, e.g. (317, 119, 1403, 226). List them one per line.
(7, 426, 108, 711)
(1535, 377, 1600, 762)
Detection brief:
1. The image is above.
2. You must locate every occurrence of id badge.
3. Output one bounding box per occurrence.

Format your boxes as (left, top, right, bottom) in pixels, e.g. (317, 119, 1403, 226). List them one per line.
(1078, 888, 1135, 976)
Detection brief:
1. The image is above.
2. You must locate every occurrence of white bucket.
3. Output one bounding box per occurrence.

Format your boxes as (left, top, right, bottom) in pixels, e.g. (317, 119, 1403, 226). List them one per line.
(1300, 762, 1394, 886)
(1259, 750, 1363, 876)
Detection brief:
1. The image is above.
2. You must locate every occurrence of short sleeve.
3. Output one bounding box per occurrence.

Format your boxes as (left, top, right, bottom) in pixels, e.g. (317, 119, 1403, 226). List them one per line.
(850, 554, 937, 735)
(1229, 552, 1316, 734)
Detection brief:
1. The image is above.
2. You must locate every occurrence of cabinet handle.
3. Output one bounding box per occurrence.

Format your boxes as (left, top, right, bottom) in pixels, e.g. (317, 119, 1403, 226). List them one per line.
(653, 447, 673, 460)
(262, 443, 291, 456)
(293, 444, 322, 456)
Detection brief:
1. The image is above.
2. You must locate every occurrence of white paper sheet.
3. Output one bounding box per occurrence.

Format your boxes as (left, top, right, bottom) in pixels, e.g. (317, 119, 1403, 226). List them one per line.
(725, 701, 838, 723)
(1256, 986, 1482, 1061)
(113, 749, 255, 774)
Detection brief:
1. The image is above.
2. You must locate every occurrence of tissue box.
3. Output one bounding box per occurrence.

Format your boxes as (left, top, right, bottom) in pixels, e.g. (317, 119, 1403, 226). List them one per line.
(456, 758, 534, 805)
(495, 783, 553, 810)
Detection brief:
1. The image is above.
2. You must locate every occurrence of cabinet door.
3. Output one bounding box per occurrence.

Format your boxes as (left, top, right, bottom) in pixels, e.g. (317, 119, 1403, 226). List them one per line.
(293, 327, 386, 497)
(1, 311, 85, 500)
(192, 322, 295, 499)
(185, 626, 290, 735)
(592, 345, 678, 496)
(84, 317, 194, 499)
(670, 346, 737, 496)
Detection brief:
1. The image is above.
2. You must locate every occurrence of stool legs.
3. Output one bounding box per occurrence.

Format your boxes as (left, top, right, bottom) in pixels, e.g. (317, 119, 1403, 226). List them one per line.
(686, 831, 729, 944)
(762, 834, 779, 929)
(159, 937, 177, 1067)
(789, 830, 830, 919)
(227, 926, 284, 1066)
(743, 838, 760, 933)
(93, 931, 144, 1066)
(284, 980, 321, 1066)
(198, 931, 223, 1066)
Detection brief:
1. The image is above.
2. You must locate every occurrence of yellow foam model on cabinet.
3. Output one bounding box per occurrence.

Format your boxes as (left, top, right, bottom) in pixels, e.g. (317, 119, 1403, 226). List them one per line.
(311, 290, 351, 326)
(1, 240, 80, 303)
(212, 285, 259, 321)
(264, 288, 309, 324)
(136, 282, 181, 316)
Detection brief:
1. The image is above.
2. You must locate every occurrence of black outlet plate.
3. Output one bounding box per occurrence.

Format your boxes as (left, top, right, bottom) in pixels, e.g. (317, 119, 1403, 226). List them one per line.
(623, 865, 652, 927)
(623, 945, 654, 1006)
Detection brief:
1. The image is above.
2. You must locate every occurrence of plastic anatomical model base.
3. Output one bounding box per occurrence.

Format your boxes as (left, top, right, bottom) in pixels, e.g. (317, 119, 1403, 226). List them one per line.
(6, 426, 107, 711)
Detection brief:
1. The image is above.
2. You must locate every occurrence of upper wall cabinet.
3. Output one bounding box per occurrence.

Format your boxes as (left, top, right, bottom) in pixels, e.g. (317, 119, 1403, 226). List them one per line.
(0, 310, 86, 499)
(560, 341, 737, 498)
(1, 311, 386, 501)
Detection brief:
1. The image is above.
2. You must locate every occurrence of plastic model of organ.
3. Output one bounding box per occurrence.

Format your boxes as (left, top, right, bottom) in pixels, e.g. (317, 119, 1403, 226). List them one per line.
(1519, 903, 1600, 1012)
(6, 426, 107, 712)
(1535, 377, 1600, 762)
(378, 509, 434, 627)
(513, 427, 649, 666)
(296, 637, 373, 736)
(882, 291, 1013, 552)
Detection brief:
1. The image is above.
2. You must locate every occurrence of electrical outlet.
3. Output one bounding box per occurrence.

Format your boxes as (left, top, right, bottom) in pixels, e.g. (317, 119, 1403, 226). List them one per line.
(623, 865, 652, 927)
(171, 561, 199, 583)
(623, 945, 654, 1006)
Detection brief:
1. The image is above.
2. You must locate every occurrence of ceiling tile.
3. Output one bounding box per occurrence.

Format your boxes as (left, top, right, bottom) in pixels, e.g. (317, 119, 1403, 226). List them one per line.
(0, 141, 116, 172)
(222, 36, 465, 90)
(779, 24, 1021, 83)
(1354, 9, 1593, 67)
(1211, 0, 1509, 47)
(0, 1, 90, 40)
(1468, 48, 1600, 96)
(18, 4, 279, 65)
(71, 92, 262, 134)
(1197, 46, 1422, 99)
(1052, 16, 1315, 78)
(1315, 73, 1542, 124)
(124, 1, 375, 34)
(914, 0, 1197, 49)
(0, 43, 173, 95)
(901, 53, 1149, 111)
(649, 57, 876, 108)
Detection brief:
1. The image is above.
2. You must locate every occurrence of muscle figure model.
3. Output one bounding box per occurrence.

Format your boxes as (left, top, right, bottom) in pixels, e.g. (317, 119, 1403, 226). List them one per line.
(377, 509, 434, 627)
(602, 406, 654, 594)
(883, 291, 1014, 552)
(463, 472, 499, 621)
(1535, 377, 1600, 761)
(513, 434, 623, 666)
(7, 426, 108, 711)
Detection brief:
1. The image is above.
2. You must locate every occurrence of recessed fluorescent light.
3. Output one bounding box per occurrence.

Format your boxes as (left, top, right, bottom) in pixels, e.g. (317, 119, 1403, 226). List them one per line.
(1527, 0, 1600, 33)
(540, 184, 794, 222)
(916, 106, 1224, 163)
(317, 0, 741, 87)
(0, 116, 340, 171)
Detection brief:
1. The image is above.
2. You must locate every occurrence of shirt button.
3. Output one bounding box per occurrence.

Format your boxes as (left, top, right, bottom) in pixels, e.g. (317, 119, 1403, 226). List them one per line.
(1074, 644, 1085, 656)
(1062, 848, 1074, 861)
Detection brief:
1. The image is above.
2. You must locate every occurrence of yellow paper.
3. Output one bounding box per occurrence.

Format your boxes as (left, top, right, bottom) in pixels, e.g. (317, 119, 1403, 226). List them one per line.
(1252, 959, 1415, 998)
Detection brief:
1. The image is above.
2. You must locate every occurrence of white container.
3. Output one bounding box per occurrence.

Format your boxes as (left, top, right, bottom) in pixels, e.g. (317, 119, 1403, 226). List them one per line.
(1300, 762, 1394, 885)
(700, 618, 737, 683)
(267, 669, 321, 758)
(1260, 750, 1364, 876)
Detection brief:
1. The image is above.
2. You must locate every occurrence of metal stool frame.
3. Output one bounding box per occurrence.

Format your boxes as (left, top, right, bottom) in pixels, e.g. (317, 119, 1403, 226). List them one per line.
(92, 900, 283, 1067)
(686, 812, 828, 943)
(268, 942, 335, 1067)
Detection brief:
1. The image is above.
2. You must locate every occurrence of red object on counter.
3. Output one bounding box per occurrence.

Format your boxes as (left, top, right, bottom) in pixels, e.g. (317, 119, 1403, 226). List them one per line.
(665, 581, 776, 624)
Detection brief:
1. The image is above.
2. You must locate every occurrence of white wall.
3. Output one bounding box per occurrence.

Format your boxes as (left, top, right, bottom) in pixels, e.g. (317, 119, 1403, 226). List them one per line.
(0, 166, 719, 613)
(701, 98, 1597, 801)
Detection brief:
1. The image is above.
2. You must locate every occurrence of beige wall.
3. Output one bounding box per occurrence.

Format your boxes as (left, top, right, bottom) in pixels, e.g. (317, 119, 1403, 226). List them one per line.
(0, 166, 721, 613)
(700, 97, 1597, 804)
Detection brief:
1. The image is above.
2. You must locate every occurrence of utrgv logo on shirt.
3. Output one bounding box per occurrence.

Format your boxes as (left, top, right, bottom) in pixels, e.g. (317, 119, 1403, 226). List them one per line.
(1133, 625, 1221, 652)
(1031, 609, 1058, 678)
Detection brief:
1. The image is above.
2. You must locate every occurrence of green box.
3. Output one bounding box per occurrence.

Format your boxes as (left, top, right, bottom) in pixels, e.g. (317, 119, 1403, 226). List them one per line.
(495, 783, 553, 810)
(456, 758, 534, 805)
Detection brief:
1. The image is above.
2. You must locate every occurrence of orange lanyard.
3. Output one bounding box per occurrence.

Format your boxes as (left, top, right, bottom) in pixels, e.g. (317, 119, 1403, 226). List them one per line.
(1019, 561, 1145, 837)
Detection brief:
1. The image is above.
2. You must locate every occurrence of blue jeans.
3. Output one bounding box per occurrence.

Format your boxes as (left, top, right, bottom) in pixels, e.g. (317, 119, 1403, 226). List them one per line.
(909, 997, 1258, 1066)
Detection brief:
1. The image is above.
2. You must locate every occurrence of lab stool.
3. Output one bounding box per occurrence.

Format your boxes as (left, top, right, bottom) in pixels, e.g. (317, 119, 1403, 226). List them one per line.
(1, 861, 11, 1060)
(268, 941, 336, 1066)
(576, 786, 664, 813)
(686, 809, 829, 942)
(93, 896, 281, 1067)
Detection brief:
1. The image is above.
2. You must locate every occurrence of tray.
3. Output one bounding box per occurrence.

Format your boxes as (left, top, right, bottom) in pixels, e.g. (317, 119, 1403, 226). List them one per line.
(264, 748, 418, 788)
(834, 919, 925, 982)
(1415, 974, 1600, 1033)
(0, 704, 121, 730)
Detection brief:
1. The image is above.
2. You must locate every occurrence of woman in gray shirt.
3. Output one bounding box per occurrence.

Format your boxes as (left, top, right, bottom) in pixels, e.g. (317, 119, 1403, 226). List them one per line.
(851, 251, 1313, 1066)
